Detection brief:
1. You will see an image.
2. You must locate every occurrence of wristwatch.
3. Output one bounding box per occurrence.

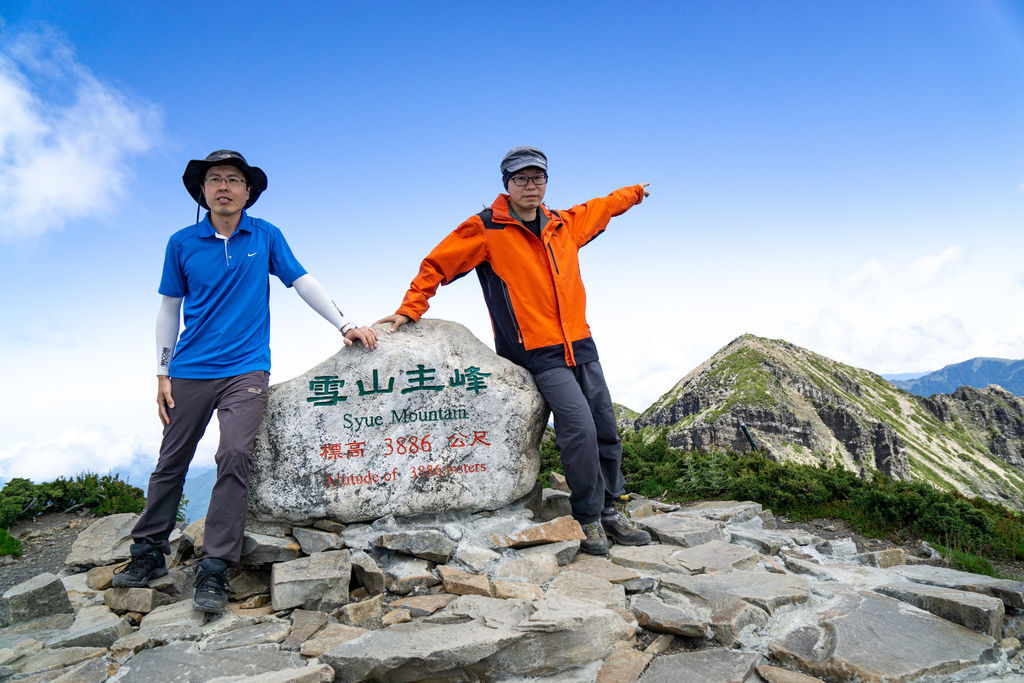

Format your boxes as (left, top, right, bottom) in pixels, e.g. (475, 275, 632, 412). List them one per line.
(340, 322, 358, 336)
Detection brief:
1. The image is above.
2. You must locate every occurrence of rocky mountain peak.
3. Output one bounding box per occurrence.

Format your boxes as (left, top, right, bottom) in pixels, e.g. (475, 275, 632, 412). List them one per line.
(632, 334, 1024, 509)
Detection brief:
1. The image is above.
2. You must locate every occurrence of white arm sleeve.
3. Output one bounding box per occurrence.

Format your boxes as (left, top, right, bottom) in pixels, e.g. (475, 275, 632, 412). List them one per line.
(292, 274, 353, 332)
(156, 296, 182, 375)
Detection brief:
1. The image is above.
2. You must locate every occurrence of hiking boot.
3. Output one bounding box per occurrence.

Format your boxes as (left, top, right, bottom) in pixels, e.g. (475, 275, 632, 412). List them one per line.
(111, 549, 168, 588)
(602, 495, 652, 546)
(579, 520, 609, 555)
(193, 558, 229, 613)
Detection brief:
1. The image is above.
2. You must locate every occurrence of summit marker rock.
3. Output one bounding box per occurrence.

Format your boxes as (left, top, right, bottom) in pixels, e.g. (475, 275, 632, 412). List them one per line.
(247, 319, 547, 525)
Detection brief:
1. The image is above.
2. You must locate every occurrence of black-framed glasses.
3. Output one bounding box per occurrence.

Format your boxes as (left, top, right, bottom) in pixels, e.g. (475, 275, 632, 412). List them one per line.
(204, 175, 247, 188)
(510, 173, 547, 187)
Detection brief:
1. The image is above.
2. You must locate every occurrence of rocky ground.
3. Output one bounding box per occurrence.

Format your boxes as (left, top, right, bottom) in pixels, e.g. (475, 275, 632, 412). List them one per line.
(0, 496, 1023, 682)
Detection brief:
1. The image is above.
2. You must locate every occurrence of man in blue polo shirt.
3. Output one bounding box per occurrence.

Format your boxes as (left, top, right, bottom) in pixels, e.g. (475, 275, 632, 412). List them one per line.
(113, 150, 377, 613)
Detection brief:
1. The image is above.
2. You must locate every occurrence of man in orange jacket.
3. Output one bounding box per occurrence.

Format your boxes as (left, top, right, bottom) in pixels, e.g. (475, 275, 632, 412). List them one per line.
(378, 146, 651, 554)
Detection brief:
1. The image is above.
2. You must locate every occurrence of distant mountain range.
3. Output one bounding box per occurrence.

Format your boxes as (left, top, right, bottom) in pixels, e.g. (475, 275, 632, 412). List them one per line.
(886, 357, 1024, 397)
(624, 334, 1024, 509)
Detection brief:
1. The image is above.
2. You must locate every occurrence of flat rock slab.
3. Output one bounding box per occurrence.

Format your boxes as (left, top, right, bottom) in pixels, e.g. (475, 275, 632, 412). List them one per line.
(756, 664, 826, 683)
(281, 609, 329, 651)
(638, 649, 760, 683)
(46, 604, 132, 648)
(661, 570, 812, 615)
(890, 564, 1024, 609)
(10, 645, 106, 677)
(300, 624, 368, 658)
(248, 318, 547, 525)
(206, 662, 336, 682)
(490, 553, 558, 585)
(490, 516, 585, 549)
(319, 618, 523, 682)
(473, 598, 635, 678)
(201, 619, 292, 650)
(389, 594, 458, 616)
(384, 556, 438, 594)
(669, 540, 760, 573)
(377, 529, 455, 563)
(727, 527, 821, 555)
(240, 532, 302, 565)
(875, 582, 1005, 638)
(270, 550, 351, 611)
(520, 540, 580, 567)
(608, 544, 701, 574)
(0, 614, 74, 650)
(291, 527, 343, 555)
(675, 501, 763, 524)
(2, 573, 73, 624)
(567, 555, 641, 584)
(64, 513, 137, 567)
(108, 641, 308, 681)
(597, 649, 653, 683)
(104, 587, 174, 614)
(546, 570, 626, 609)
(782, 554, 899, 590)
(770, 588, 998, 681)
(629, 594, 710, 637)
(636, 513, 727, 548)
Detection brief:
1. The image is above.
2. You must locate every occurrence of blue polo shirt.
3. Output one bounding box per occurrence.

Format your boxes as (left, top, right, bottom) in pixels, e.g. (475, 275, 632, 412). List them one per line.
(159, 211, 307, 379)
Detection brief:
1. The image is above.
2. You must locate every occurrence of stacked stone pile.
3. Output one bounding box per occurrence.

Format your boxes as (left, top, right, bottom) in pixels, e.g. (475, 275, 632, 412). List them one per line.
(0, 496, 1022, 681)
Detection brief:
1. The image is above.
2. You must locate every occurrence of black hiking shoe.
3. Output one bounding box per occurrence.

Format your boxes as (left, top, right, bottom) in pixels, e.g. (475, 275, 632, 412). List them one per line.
(111, 550, 168, 588)
(602, 495, 652, 546)
(193, 558, 229, 613)
(579, 520, 609, 556)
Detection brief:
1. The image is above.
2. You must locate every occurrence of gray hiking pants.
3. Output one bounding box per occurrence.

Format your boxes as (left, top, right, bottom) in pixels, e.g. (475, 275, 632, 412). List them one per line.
(533, 361, 625, 524)
(131, 370, 269, 563)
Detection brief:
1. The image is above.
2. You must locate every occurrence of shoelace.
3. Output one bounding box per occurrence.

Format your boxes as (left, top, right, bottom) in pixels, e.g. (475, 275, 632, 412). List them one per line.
(612, 502, 639, 529)
(195, 568, 227, 593)
(582, 521, 605, 538)
(113, 554, 158, 575)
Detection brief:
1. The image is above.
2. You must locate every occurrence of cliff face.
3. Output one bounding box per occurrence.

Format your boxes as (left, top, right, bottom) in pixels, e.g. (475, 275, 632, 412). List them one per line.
(922, 385, 1024, 470)
(631, 334, 1024, 509)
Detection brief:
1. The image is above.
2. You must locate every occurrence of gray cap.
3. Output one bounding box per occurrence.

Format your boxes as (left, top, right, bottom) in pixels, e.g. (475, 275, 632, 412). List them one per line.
(501, 146, 547, 175)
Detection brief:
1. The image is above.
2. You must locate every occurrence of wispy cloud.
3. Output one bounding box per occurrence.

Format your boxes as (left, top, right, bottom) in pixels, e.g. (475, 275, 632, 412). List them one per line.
(0, 29, 160, 239)
(0, 424, 218, 486)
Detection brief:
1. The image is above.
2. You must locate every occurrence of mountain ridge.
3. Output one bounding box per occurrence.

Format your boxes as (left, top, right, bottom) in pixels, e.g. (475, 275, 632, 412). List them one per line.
(628, 334, 1024, 509)
(890, 357, 1024, 397)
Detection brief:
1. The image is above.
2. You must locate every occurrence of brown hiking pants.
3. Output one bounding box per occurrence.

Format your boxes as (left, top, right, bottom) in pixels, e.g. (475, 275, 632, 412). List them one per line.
(130, 370, 268, 563)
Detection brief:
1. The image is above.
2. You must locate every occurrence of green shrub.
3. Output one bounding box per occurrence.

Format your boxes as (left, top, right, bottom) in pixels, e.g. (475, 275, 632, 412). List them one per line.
(538, 433, 1024, 567)
(0, 473, 144, 530)
(0, 529, 22, 558)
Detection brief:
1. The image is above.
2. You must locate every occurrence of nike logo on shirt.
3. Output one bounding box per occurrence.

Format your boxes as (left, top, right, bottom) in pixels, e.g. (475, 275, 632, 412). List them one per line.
(248, 252, 258, 257)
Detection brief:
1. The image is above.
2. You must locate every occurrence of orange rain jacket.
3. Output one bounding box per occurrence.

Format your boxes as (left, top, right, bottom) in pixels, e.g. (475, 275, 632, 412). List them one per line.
(396, 185, 646, 374)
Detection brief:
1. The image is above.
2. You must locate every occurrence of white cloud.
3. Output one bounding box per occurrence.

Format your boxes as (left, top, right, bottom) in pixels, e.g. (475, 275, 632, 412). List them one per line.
(0, 29, 160, 239)
(0, 423, 218, 486)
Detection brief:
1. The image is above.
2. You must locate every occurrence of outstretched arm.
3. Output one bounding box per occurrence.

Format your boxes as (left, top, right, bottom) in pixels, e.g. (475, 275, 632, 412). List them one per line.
(293, 274, 378, 348)
(563, 183, 651, 247)
(155, 295, 182, 425)
(376, 217, 488, 333)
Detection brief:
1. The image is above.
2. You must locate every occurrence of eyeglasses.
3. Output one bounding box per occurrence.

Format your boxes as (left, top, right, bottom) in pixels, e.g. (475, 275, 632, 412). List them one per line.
(510, 174, 547, 187)
(204, 175, 247, 188)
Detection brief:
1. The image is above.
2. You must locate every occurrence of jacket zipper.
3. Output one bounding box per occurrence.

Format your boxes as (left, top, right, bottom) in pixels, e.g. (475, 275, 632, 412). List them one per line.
(546, 242, 560, 274)
(543, 230, 574, 366)
(500, 283, 523, 343)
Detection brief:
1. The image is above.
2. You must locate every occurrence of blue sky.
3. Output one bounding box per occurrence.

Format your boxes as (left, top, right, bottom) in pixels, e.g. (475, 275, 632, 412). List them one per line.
(1, 1, 1023, 486)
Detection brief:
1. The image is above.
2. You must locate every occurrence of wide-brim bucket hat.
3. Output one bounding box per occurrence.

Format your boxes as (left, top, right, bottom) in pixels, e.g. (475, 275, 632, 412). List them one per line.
(182, 150, 268, 210)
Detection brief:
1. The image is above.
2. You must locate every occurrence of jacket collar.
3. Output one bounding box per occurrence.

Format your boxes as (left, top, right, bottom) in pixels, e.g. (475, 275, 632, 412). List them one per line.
(490, 195, 558, 230)
(198, 210, 253, 238)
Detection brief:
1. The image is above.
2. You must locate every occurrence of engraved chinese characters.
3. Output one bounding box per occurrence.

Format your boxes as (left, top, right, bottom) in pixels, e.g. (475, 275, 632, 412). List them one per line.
(247, 319, 548, 525)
